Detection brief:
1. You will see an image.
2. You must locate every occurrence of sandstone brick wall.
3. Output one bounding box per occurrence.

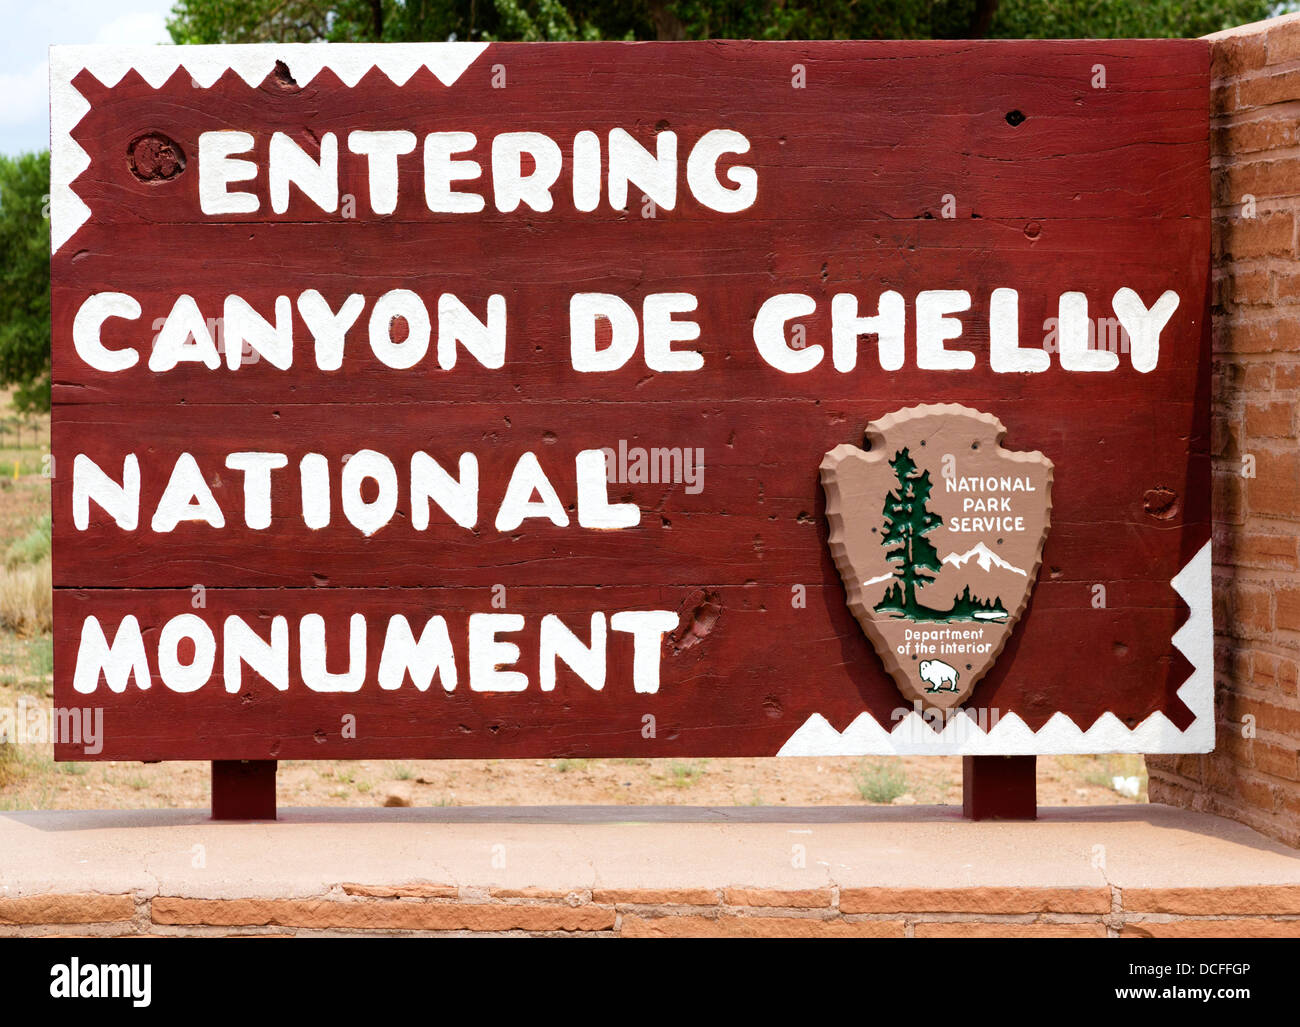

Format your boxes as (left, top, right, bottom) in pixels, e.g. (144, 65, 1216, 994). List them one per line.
(1146, 12, 1300, 849)
(4, 884, 1300, 938)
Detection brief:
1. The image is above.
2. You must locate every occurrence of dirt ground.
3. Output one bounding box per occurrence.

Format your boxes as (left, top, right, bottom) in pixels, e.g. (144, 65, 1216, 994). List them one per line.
(0, 665, 1147, 810)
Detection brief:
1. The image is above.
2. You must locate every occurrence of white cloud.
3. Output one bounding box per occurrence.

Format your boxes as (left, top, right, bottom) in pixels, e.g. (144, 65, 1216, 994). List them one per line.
(94, 11, 171, 47)
(0, 61, 49, 129)
(1, 1, 175, 154)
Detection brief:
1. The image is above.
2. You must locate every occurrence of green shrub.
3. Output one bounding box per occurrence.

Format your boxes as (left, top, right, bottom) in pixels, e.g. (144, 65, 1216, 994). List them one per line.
(5, 514, 50, 568)
(854, 759, 907, 803)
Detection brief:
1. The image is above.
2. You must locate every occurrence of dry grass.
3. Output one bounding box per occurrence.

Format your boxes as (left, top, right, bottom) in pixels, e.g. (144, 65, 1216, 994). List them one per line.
(0, 559, 51, 635)
(0, 742, 19, 787)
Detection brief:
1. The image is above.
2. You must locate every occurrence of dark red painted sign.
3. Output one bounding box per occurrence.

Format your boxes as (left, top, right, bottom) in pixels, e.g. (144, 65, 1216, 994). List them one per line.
(50, 40, 1212, 762)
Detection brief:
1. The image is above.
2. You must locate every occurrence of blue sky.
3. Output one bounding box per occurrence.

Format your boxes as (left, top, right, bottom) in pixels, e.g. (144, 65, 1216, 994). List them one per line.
(1, 0, 174, 155)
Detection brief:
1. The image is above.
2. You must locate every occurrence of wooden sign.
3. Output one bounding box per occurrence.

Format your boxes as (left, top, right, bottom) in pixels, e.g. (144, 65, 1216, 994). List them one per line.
(50, 40, 1212, 763)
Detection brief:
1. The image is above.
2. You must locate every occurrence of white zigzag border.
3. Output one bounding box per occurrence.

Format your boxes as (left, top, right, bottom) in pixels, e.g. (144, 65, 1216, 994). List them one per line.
(49, 42, 490, 254)
(778, 540, 1214, 755)
(51, 44, 1214, 757)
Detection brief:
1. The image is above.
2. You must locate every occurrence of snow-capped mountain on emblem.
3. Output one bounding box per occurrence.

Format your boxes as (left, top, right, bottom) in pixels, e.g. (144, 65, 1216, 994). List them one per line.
(941, 542, 1028, 577)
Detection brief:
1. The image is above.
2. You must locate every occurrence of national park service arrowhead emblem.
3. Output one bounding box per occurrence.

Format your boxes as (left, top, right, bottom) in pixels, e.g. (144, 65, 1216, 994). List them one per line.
(821, 404, 1053, 709)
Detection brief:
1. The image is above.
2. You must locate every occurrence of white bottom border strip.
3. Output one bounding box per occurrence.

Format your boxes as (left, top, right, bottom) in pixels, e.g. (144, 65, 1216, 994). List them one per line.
(777, 541, 1214, 756)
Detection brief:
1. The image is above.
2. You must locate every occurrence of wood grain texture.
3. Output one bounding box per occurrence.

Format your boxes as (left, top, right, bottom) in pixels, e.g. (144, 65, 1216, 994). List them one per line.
(51, 40, 1212, 760)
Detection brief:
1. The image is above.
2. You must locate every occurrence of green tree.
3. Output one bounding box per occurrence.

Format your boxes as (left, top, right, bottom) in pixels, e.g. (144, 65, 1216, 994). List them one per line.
(878, 448, 943, 616)
(0, 152, 51, 413)
(167, 0, 1283, 44)
(988, 0, 1280, 39)
(166, 0, 621, 43)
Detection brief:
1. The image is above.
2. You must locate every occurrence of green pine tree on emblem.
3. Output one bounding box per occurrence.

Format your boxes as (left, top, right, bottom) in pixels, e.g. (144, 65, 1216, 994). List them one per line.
(874, 448, 944, 619)
(873, 448, 1007, 623)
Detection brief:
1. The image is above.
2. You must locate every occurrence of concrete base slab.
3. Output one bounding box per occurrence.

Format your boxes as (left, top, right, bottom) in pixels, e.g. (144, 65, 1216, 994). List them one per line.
(2, 804, 1297, 936)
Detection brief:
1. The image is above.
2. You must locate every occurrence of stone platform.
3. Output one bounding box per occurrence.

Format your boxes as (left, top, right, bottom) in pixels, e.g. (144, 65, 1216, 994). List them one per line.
(2, 803, 1298, 936)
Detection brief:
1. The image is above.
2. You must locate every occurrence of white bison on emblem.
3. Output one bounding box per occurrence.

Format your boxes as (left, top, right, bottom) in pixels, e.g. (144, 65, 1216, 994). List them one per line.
(918, 659, 959, 693)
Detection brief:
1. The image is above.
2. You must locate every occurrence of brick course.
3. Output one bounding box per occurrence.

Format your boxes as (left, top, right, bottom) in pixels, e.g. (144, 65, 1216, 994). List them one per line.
(0, 893, 134, 925)
(3, 887, 1296, 937)
(1147, 12, 1300, 849)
